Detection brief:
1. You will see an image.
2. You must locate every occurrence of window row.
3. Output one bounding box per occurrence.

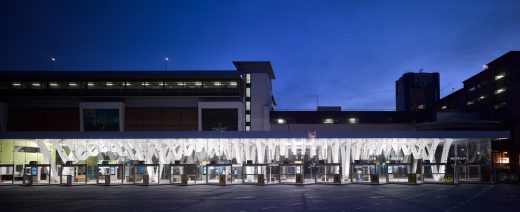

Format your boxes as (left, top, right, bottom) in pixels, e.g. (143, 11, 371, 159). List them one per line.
(2, 81, 239, 90)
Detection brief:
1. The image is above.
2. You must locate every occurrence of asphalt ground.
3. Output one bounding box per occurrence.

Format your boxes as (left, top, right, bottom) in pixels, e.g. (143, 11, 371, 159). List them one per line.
(0, 183, 518, 211)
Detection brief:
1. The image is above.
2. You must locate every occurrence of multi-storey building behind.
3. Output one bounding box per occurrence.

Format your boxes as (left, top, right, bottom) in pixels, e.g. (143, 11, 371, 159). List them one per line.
(436, 51, 520, 181)
(0, 61, 275, 132)
(396, 72, 440, 111)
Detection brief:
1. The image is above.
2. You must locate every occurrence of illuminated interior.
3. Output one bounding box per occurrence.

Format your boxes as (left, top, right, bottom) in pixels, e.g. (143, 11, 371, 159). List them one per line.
(0, 137, 493, 184)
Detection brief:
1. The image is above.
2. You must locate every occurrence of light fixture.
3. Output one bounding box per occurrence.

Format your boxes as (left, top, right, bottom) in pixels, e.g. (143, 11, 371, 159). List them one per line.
(495, 73, 505, 80)
(277, 118, 286, 124)
(495, 88, 506, 94)
(323, 118, 334, 124)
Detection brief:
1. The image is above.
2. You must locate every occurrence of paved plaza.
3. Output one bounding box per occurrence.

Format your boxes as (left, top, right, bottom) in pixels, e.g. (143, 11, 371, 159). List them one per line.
(1, 183, 518, 211)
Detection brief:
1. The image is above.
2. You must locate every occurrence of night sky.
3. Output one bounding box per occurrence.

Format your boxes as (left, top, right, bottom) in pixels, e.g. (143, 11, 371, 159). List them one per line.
(1, 0, 520, 110)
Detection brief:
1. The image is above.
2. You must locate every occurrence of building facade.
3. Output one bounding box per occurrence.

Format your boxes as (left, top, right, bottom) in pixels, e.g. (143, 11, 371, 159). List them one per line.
(396, 72, 440, 111)
(0, 61, 275, 133)
(0, 58, 514, 186)
(0, 131, 506, 185)
(436, 51, 520, 181)
(270, 109, 434, 131)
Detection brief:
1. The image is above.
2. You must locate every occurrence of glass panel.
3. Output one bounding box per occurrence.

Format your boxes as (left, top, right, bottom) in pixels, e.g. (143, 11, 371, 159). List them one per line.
(83, 109, 120, 131)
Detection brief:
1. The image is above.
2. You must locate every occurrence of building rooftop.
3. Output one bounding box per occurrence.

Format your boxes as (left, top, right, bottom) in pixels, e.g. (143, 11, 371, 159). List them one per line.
(0, 130, 510, 139)
(0, 70, 242, 81)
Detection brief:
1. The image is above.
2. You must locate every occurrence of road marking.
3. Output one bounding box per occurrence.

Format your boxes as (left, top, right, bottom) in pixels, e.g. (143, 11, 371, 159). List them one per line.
(446, 185, 493, 212)
(401, 185, 456, 200)
(306, 195, 320, 199)
(468, 185, 493, 200)
(261, 206, 277, 210)
(289, 203, 304, 206)
(159, 207, 180, 211)
(369, 196, 385, 199)
(236, 196, 254, 199)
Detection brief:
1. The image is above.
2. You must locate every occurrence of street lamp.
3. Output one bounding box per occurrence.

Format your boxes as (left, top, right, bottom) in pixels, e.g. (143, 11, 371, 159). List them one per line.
(50, 57, 56, 71)
(164, 57, 169, 71)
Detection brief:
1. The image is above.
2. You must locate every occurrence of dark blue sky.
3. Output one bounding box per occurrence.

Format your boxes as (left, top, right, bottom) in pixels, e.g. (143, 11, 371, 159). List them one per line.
(1, 0, 520, 110)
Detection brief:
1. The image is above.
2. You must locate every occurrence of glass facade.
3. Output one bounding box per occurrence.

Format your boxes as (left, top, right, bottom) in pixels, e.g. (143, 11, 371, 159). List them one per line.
(0, 137, 492, 185)
(0, 80, 241, 97)
(83, 109, 120, 131)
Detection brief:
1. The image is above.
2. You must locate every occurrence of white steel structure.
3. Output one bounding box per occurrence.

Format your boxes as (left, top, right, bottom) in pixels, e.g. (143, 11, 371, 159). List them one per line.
(0, 131, 507, 185)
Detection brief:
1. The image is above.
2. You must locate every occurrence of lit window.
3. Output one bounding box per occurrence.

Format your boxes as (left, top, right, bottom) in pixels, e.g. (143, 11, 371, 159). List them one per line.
(276, 118, 286, 124)
(230, 81, 237, 87)
(245, 126, 251, 131)
(417, 105, 425, 110)
(245, 101, 251, 110)
(246, 74, 251, 84)
(49, 82, 59, 88)
(106, 82, 113, 86)
(142, 82, 150, 86)
(468, 87, 476, 92)
(177, 82, 185, 86)
(441, 105, 447, 110)
(246, 114, 251, 122)
(495, 73, 505, 80)
(323, 118, 334, 124)
(69, 82, 77, 87)
(348, 117, 358, 124)
(466, 100, 475, 106)
(246, 88, 251, 97)
(195, 82, 202, 86)
(88, 82, 95, 87)
(478, 95, 486, 101)
(495, 88, 506, 95)
(213, 81, 221, 86)
(494, 152, 509, 164)
(12, 82, 21, 87)
(31, 82, 40, 87)
(495, 102, 507, 109)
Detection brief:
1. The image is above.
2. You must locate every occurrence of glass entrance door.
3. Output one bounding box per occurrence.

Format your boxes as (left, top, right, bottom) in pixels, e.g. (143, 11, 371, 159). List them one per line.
(242, 164, 267, 184)
(97, 164, 124, 185)
(24, 164, 51, 185)
(266, 164, 280, 184)
(170, 164, 201, 185)
(59, 164, 87, 185)
(206, 164, 233, 185)
(132, 164, 160, 185)
(386, 164, 411, 183)
(422, 163, 453, 183)
(314, 163, 342, 184)
(458, 164, 485, 183)
(279, 164, 305, 184)
(0, 164, 14, 185)
(169, 164, 200, 185)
